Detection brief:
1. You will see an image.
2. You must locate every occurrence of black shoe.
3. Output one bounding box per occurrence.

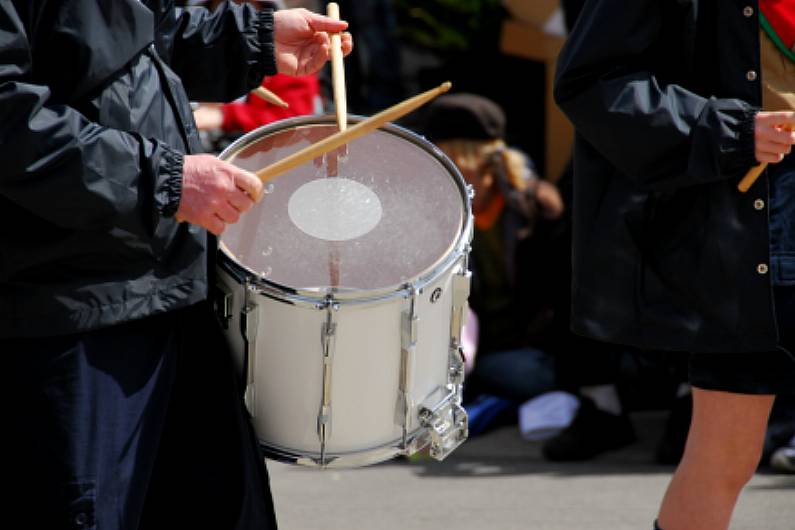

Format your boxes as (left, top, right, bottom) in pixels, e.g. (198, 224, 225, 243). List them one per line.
(655, 394, 692, 465)
(541, 397, 636, 461)
(770, 446, 795, 474)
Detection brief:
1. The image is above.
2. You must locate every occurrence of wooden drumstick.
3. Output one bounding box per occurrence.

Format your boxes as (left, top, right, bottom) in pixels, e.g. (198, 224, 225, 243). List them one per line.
(255, 81, 452, 182)
(327, 2, 347, 132)
(251, 86, 289, 109)
(737, 163, 766, 193)
(325, 3, 346, 288)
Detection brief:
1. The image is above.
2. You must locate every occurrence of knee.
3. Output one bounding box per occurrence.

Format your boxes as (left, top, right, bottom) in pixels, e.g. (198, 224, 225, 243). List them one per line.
(721, 448, 763, 491)
(685, 439, 763, 491)
(685, 389, 773, 491)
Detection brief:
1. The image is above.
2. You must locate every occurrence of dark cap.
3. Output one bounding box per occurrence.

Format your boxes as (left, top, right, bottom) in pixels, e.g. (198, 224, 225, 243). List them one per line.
(422, 93, 506, 142)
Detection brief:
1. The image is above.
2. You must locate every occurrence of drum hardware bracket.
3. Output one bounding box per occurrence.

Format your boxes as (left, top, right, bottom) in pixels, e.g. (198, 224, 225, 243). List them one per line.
(397, 284, 419, 448)
(402, 288, 419, 347)
(212, 284, 233, 330)
(242, 282, 260, 418)
(449, 347, 466, 386)
(418, 386, 468, 461)
(449, 268, 472, 351)
(318, 296, 339, 466)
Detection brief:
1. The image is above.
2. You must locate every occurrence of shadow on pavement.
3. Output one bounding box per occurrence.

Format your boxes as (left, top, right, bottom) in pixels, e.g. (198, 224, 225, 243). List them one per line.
(383, 411, 672, 478)
(384, 411, 794, 487)
(747, 477, 795, 491)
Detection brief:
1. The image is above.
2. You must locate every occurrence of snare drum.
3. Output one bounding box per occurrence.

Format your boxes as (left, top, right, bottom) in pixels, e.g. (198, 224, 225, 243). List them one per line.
(215, 116, 472, 468)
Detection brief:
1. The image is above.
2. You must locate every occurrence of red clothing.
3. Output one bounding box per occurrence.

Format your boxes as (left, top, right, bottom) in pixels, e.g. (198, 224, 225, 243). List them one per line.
(760, 0, 795, 49)
(474, 192, 505, 231)
(221, 73, 320, 133)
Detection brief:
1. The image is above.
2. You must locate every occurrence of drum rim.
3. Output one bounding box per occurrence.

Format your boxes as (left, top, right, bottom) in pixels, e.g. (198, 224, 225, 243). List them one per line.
(257, 427, 430, 468)
(217, 114, 473, 304)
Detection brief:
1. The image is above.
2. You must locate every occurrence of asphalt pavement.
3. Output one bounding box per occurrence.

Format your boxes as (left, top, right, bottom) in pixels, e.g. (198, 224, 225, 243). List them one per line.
(266, 412, 795, 530)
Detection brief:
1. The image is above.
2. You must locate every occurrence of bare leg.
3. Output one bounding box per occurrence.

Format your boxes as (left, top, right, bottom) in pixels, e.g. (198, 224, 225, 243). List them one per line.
(657, 388, 775, 530)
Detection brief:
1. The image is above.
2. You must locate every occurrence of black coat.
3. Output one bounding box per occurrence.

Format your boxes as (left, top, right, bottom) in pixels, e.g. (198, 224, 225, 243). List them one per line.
(0, 1, 275, 337)
(554, 0, 778, 353)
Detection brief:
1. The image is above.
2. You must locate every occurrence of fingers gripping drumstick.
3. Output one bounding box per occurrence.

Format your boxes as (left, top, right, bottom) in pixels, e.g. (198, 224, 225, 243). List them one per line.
(737, 125, 793, 193)
(255, 82, 453, 183)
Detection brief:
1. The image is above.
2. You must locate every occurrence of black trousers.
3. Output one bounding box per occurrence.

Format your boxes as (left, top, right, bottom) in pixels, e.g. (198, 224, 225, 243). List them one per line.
(3, 302, 277, 530)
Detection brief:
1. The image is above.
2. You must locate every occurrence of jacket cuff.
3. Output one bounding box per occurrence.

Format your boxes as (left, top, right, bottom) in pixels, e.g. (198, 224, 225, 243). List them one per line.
(715, 104, 759, 177)
(248, 8, 277, 88)
(736, 106, 759, 168)
(156, 146, 184, 218)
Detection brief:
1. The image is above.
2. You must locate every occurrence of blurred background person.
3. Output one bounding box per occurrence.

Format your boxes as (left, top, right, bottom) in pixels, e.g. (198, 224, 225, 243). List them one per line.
(189, 0, 321, 152)
(422, 93, 564, 432)
(193, 73, 320, 132)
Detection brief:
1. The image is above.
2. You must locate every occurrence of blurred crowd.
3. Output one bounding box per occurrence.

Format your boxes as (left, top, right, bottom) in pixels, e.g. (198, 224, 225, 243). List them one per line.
(184, 0, 795, 475)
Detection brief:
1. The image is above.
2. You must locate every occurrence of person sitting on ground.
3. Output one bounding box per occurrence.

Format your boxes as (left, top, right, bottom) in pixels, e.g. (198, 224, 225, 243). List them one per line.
(422, 94, 564, 425)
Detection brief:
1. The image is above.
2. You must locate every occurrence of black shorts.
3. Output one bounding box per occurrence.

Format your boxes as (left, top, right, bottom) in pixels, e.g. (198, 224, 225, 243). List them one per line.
(689, 287, 795, 395)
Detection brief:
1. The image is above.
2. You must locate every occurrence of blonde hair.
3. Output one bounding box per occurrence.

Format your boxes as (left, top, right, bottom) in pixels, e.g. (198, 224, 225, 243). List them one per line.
(435, 138, 534, 191)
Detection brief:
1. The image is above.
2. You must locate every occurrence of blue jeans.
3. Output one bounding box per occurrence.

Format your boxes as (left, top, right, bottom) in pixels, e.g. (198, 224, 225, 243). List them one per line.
(768, 153, 795, 285)
(470, 346, 556, 403)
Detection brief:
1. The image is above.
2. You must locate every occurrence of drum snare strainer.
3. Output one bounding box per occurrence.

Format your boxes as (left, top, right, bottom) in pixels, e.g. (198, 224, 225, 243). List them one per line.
(215, 116, 473, 468)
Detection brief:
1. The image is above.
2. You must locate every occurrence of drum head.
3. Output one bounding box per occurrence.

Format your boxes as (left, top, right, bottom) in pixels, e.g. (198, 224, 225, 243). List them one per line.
(220, 117, 466, 292)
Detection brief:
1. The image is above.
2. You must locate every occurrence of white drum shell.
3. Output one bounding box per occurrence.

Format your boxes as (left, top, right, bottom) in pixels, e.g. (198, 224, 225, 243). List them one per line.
(217, 257, 464, 459)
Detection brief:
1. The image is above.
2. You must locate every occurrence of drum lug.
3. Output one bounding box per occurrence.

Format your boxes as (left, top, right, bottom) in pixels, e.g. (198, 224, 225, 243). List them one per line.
(418, 387, 468, 461)
(401, 286, 419, 347)
(318, 296, 339, 465)
(397, 285, 419, 447)
(242, 285, 260, 418)
(450, 268, 472, 350)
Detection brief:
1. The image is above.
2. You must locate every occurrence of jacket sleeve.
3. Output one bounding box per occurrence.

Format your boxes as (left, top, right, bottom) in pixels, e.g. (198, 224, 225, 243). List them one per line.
(553, 0, 758, 191)
(0, 5, 183, 234)
(153, 1, 278, 102)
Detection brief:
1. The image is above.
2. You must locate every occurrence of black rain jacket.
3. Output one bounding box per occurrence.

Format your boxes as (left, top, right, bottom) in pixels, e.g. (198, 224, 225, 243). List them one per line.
(0, 0, 276, 337)
(554, 0, 779, 353)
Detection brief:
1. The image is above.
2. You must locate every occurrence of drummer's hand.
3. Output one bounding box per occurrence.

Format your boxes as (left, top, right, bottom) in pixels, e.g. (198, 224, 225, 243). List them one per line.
(273, 8, 353, 76)
(755, 111, 795, 164)
(176, 154, 263, 235)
